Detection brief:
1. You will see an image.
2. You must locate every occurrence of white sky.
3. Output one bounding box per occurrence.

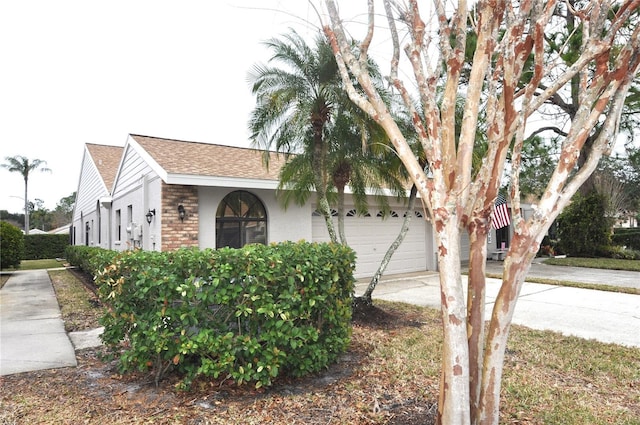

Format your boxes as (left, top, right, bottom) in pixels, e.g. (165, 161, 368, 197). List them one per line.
(1, 1, 636, 214)
(0, 1, 346, 213)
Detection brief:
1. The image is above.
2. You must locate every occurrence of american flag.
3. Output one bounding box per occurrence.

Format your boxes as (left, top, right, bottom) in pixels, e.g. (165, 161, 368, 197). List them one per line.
(491, 193, 511, 229)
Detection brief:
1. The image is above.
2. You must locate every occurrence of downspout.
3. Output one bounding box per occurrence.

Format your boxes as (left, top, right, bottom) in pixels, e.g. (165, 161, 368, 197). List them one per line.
(100, 197, 112, 249)
(142, 174, 149, 250)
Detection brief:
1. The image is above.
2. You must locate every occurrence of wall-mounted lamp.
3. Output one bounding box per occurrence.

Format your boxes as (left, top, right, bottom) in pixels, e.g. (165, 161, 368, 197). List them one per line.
(85, 222, 90, 232)
(177, 204, 186, 222)
(145, 208, 156, 225)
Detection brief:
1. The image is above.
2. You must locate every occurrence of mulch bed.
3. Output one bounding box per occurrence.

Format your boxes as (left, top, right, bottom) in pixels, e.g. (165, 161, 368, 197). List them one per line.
(1, 290, 438, 424)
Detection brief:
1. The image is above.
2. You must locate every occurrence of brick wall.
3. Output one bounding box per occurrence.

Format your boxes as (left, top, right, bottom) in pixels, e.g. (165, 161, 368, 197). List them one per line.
(161, 183, 199, 251)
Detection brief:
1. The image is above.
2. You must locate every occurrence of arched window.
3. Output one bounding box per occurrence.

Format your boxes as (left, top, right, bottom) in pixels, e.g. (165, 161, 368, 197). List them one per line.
(216, 191, 267, 249)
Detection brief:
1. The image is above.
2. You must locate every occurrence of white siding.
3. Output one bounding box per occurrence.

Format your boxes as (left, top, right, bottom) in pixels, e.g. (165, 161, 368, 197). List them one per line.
(110, 146, 159, 251)
(72, 150, 110, 247)
(112, 145, 153, 199)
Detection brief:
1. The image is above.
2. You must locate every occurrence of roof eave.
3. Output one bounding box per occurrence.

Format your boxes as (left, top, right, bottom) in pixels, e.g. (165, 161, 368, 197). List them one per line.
(165, 173, 280, 190)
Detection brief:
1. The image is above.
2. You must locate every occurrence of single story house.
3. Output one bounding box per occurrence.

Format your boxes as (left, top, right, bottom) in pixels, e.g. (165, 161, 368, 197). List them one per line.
(48, 224, 71, 235)
(71, 134, 529, 277)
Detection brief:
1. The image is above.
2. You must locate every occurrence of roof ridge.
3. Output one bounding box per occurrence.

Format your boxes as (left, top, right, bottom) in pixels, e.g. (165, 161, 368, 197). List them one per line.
(130, 134, 271, 154)
(85, 142, 123, 148)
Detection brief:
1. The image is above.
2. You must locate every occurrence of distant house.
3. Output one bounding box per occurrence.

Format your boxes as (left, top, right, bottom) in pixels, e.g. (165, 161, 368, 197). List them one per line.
(71, 134, 530, 277)
(49, 224, 71, 235)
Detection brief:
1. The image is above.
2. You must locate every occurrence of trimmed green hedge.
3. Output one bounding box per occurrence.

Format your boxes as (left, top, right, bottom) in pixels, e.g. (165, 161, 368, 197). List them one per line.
(78, 242, 355, 389)
(65, 245, 117, 275)
(612, 228, 640, 251)
(24, 234, 69, 260)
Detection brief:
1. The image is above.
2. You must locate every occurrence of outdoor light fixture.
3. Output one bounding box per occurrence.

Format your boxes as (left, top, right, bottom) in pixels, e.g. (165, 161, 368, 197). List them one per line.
(178, 204, 186, 222)
(85, 223, 90, 232)
(145, 208, 156, 225)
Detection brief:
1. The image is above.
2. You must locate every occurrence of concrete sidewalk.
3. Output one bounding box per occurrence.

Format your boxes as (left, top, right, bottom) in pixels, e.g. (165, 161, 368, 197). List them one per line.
(0, 270, 77, 376)
(356, 269, 640, 348)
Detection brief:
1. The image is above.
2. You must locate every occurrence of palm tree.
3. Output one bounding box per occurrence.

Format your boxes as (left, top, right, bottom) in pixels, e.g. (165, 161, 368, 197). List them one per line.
(326, 109, 408, 245)
(248, 30, 353, 244)
(249, 30, 405, 245)
(275, 109, 408, 246)
(1, 156, 51, 235)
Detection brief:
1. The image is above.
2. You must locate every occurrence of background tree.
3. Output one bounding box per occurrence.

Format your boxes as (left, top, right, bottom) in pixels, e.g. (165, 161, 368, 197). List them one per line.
(603, 147, 640, 225)
(51, 192, 76, 229)
(527, 1, 640, 195)
(323, 1, 640, 424)
(28, 198, 52, 231)
(556, 192, 613, 256)
(1, 155, 51, 235)
(0, 210, 24, 230)
(515, 135, 562, 199)
(626, 147, 640, 224)
(593, 165, 630, 220)
(250, 29, 430, 299)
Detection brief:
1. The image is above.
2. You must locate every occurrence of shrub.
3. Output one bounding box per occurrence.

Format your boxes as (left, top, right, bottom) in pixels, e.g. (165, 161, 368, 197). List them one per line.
(612, 228, 640, 250)
(65, 245, 118, 275)
(596, 245, 640, 260)
(0, 221, 24, 269)
(24, 234, 69, 260)
(96, 242, 356, 389)
(557, 192, 613, 257)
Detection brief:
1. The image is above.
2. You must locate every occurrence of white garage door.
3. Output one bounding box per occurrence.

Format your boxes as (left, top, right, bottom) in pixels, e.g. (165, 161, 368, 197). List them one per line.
(312, 208, 432, 278)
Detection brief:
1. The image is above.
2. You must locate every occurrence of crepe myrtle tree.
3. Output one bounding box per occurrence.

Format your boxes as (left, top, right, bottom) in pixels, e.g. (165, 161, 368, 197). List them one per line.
(322, 1, 640, 424)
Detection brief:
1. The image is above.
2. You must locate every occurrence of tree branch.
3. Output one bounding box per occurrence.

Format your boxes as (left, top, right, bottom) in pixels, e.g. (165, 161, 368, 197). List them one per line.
(528, 126, 569, 138)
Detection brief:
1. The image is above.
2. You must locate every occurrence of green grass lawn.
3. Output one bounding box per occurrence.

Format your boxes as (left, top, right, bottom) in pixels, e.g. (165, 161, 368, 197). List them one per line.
(1, 258, 65, 273)
(1, 259, 65, 288)
(18, 258, 66, 270)
(544, 256, 640, 271)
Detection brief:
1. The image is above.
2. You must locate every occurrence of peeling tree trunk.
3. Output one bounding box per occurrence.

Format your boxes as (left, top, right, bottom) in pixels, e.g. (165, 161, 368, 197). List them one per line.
(435, 217, 470, 424)
(466, 218, 490, 423)
(359, 184, 418, 304)
(323, 0, 640, 423)
(477, 232, 539, 424)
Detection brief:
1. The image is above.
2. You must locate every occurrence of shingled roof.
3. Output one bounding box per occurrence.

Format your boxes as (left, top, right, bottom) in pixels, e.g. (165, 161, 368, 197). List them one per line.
(85, 143, 124, 190)
(130, 134, 286, 181)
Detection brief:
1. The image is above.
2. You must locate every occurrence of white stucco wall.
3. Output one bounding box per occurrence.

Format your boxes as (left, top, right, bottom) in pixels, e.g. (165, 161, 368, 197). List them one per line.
(197, 187, 312, 249)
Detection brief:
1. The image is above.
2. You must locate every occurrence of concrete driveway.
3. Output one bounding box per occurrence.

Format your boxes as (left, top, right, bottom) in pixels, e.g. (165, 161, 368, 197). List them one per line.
(355, 263, 640, 348)
(484, 259, 640, 289)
